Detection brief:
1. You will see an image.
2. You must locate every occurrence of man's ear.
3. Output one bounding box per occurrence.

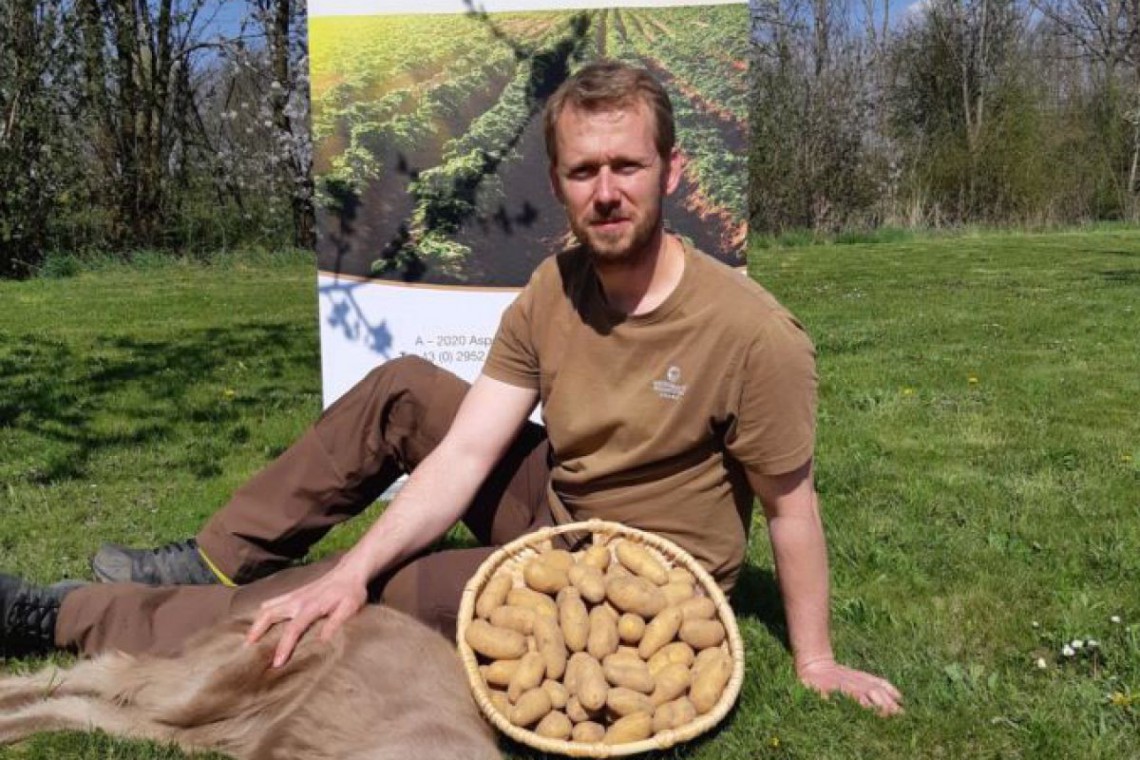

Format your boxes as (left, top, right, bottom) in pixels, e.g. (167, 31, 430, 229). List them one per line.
(548, 162, 564, 203)
(664, 148, 684, 196)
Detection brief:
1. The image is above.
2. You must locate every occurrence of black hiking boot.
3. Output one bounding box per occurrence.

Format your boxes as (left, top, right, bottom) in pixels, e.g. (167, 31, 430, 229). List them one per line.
(0, 574, 84, 659)
(90, 537, 222, 586)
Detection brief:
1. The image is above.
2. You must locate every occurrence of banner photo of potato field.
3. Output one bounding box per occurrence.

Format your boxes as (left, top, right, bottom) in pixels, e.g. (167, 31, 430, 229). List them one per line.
(311, 0, 748, 406)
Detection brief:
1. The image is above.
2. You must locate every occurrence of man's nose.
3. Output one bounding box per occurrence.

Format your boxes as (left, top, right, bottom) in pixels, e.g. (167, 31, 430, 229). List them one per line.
(594, 168, 620, 207)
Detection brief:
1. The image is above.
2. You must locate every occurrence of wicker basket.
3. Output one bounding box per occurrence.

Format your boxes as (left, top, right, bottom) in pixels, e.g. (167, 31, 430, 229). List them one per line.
(457, 520, 745, 757)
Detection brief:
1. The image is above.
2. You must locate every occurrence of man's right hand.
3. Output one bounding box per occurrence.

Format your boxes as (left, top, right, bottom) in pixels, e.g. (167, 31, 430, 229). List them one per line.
(245, 562, 369, 667)
(244, 374, 538, 668)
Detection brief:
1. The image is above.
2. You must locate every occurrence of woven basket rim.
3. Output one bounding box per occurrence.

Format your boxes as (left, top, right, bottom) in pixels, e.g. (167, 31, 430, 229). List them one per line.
(457, 519, 746, 758)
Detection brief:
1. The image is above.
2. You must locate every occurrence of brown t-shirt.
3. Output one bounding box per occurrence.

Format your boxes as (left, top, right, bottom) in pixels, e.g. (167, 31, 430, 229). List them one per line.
(483, 238, 817, 592)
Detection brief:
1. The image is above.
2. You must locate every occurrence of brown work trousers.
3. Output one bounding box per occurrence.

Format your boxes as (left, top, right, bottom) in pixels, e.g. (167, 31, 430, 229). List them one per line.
(56, 356, 553, 657)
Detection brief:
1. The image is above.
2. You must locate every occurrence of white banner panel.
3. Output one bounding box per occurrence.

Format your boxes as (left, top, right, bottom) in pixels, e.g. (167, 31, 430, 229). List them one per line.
(318, 275, 517, 403)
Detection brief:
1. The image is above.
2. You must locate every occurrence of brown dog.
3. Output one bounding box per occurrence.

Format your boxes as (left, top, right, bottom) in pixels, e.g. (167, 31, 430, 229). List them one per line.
(0, 605, 500, 759)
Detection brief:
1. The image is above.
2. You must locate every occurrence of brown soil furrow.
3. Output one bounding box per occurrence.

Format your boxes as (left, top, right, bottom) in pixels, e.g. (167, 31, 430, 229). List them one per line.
(624, 12, 654, 43)
(318, 56, 523, 280)
(638, 54, 746, 141)
(595, 9, 607, 57)
(648, 18, 673, 39)
(676, 151, 747, 256)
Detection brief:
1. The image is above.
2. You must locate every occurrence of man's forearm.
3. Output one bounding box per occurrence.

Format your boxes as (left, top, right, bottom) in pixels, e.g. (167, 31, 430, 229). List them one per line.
(766, 495, 836, 671)
(334, 442, 493, 585)
(753, 464, 903, 714)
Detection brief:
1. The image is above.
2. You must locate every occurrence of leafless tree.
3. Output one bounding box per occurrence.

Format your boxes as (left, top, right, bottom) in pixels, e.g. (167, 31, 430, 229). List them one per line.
(1032, 0, 1140, 195)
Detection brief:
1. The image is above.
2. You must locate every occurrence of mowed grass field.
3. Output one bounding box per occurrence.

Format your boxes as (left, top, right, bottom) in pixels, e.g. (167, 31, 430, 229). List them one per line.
(1, 230, 1138, 758)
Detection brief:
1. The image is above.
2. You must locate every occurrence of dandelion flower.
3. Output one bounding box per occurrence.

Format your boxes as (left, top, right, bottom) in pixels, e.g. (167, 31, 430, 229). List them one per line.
(1035, 657, 1047, 669)
(902, 387, 915, 397)
(1112, 615, 1122, 624)
(968, 375, 979, 385)
(1031, 621, 1040, 629)
(1122, 454, 1133, 463)
(1061, 644, 1075, 657)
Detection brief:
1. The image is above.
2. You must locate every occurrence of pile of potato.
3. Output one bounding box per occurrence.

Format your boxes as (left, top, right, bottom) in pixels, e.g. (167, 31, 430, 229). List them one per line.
(465, 538, 735, 747)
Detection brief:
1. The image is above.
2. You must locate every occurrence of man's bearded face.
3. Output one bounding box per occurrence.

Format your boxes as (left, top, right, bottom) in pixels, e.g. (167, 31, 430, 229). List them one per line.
(550, 102, 681, 267)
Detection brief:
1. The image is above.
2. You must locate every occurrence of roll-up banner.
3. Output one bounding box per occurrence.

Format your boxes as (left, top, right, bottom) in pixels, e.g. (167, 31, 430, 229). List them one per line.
(310, 0, 749, 407)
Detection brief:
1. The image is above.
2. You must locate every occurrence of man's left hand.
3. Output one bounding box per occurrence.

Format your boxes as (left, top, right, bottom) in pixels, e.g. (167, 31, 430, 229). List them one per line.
(797, 658, 904, 716)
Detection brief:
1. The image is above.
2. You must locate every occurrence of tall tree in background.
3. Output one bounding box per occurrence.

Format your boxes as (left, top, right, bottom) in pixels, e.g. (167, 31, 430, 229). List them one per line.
(251, 0, 313, 247)
(76, 0, 210, 246)
(750, 0, 877, 231)
(0, 0, 311, 276)
(190, 0, 312, 249)
(0, 1, 79, 276)
(1033, 0, 1140, 203)
(890, 0, 1034, 221)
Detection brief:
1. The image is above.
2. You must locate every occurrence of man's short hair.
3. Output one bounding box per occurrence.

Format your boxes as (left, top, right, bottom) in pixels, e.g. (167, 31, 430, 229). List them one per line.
(543, 59, 676, 165)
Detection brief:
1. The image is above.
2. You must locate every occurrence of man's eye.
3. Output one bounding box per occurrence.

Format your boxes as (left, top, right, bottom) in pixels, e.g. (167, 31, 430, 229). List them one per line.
(615, 163, 640, 175)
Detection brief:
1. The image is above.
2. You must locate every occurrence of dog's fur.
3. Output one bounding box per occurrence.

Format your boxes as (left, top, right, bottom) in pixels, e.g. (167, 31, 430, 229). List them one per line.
(0, 606, 500, 759)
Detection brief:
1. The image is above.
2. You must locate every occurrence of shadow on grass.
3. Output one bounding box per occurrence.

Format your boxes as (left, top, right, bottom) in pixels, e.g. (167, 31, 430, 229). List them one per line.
(1099, 268, 1140, 284)
(0, 322, 318, 485)
(731, 562, 790, 652)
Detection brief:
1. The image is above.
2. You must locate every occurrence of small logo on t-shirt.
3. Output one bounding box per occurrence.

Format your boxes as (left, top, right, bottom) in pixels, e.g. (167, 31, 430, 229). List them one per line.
(653, 365, 687, 400)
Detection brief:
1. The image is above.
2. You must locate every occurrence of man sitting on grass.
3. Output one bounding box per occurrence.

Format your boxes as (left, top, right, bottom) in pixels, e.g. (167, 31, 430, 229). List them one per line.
(0, 60, 902, 716)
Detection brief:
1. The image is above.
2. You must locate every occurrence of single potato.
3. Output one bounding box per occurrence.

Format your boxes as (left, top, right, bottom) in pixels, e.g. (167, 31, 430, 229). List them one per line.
(534, 614, 568, 680)
(652, 696, 697, 733)
(606, 687, 654, 717)
(679, 619, 726, 650)
(581, 544, 611, 572)
(648, 642, 696, 676)
(489, 604, 536, 635)
(568, 563, 607, 603)
(603, 712, 653, 745)
(481, 658, 520, 687)
(689, 649, 733, 714)
(678, 596, 717, 622)
(587, 604, 620, 660)
(603, 655, 655, 694)
(534, 710, 573, 739)
(605, 575, 666, 619)
(508, 586, 558, 619)
(558, 587, 590, 653)
(576, 656, 609, 712)
(648, 662, 691, 706)
(510, 687, 553, 727)
(524, 557, 570, 595)
(615, 541, 669, 585)
(465, 619, 527, 660)
(507, 651, 547, 703)
(572, 721, 606, 743)
(617, 612, 646, 644)
(475, 574, 512, 619)
(638, 605, 683, 660)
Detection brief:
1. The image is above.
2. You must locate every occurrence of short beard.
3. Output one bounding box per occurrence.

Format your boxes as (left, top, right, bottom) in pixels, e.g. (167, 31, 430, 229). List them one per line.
(574, 213, 663, 272)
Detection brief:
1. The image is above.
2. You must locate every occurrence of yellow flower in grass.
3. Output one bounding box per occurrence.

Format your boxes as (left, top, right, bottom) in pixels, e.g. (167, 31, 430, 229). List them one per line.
(1123, 453, 1134, 463)
(768, 736, 781, 748)
(967, 375, 979, 385)
(223, 388, 236, 399)
(901, 387, 915, 397)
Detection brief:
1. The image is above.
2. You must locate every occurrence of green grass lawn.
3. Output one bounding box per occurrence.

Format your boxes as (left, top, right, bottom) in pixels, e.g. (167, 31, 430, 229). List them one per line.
(1, 230, 1138, 758)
